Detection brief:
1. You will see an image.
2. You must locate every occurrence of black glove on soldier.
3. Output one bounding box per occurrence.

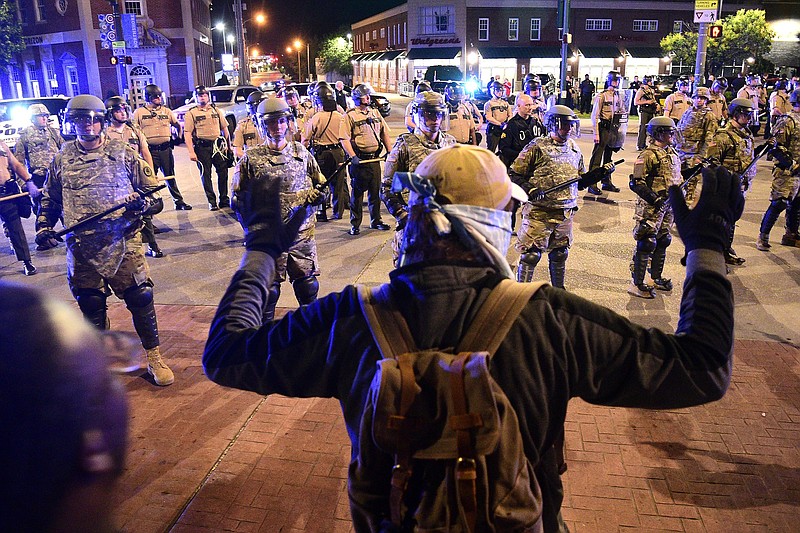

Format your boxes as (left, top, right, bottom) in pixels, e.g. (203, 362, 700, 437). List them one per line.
(668, 165, 745, 253)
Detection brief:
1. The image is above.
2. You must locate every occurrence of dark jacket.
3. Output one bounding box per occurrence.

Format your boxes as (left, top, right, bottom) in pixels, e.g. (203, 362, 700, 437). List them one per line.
(497, 113, 546, 167)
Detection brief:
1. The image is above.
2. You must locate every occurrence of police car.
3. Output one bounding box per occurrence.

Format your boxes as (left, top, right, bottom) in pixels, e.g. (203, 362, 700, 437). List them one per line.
(173, 85, 259, 139)
(0, 96, 70, 147)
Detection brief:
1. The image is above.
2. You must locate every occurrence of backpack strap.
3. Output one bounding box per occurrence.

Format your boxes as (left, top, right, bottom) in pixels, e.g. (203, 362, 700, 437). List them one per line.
(457, 279, 547, 357)
(357, 284, 417, 359)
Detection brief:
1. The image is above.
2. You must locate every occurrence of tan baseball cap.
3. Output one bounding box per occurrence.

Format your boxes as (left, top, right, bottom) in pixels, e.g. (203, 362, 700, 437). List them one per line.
(414, 144, 528, 210)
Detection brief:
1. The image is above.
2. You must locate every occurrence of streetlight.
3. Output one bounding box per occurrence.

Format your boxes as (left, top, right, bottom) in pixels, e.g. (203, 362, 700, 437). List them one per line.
(293, 40, 302, 82)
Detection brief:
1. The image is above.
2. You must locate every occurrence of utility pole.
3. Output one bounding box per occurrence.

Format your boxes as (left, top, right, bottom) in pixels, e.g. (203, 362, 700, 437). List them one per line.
(558, 0, 571, 105)
(107, 0, 128, 98)
(233, 0, 248, 84)
(695, 22, 708, 85)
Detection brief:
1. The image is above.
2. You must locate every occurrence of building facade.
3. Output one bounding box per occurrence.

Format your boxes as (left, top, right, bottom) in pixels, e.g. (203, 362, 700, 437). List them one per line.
(3, 0, 215, 107)
(351, 0, 764, 93)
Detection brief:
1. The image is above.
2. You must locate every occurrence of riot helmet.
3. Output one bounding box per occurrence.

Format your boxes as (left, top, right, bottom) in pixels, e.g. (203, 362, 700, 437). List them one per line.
(728, 97, 755, 122)
(790, 89, 800, 107)
(256, 95, 296, 143)
(282, 86, 300, 105)
(307, 81, 319, 101)
(746, 74, 761, 86)
(413, 91, 449, 135)
(711, 77, 728, 93)
(415, 81, 431, 95)
(544, 105, 579, 141)
(62, 94, 107, 141)
(246, 91, 265, 116)
(489, 80, 505, 97)
(642, 75, 653, 85)
(523, 79, 541, 97)
(105, 96, 130, 124)
(523, 73, 541, 85)
(606, 71, 621, 87)
(351, 83, 375, 106)
(677, 79, 691, 93)
(445, 84, 466, 105)
(774, 79, 788, 92)
(313, 85, 337, 112)
(144, 84, 163, 104)
(646, 116, 677, 144)
(194, 85, 209, 98)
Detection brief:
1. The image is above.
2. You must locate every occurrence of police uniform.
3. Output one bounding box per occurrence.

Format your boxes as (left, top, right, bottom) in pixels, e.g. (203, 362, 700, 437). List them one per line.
(663, 91, 690, 121)
(759, 109, 800, 247)
(634, 84, 659, 150)
(447, 101, 476, 144)
(232, 116, 264, 156)
(232, 141, 324, 320)
(339, 105, 390, 231)
(737, 86, 765, 133)
(184, 104, 230, 209)
(132, 103, 188, 208)
(0, 141, 34, 269)
(509, 136, 585, 288)
(707, 92, 728, 123)
(629, 143, 682, 293)
(382, 129, 457, 262)
(589, 87, 626, 174)
(676, 105, 718, 201)
(13, 122, 63, 211)
(769, 91, 791, 124)
(464, 99, 485, 146)
(303, 109, 348, 219)
(484, 96, 511, 152)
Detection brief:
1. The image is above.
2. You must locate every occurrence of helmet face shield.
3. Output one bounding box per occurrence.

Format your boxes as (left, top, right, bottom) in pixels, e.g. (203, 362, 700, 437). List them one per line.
(64, 110, 105, 140)
(545, 106, 580, 140)
(256, 112, 296, 143)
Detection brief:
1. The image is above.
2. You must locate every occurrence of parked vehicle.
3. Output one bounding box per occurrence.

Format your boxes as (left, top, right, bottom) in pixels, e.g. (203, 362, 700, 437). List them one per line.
(174, 85, 259, 139)
(0, 96, 70, 146)
(340, 85, 391, 117)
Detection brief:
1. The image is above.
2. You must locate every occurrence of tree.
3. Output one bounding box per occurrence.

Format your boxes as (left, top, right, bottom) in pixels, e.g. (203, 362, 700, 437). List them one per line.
(0, 1, 24, 68)
(660, 9, 775, 75)
(317, 30, 353, 77)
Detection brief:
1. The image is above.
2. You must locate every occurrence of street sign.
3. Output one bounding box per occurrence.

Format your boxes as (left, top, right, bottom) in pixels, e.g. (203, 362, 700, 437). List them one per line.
(695, 0, 718, 23)
(695, 10, 716, 23)
(112, 41, 126, 57)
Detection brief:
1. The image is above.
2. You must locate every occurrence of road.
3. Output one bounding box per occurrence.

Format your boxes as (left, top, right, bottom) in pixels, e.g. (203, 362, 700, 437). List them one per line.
(4, 92, 798, 345)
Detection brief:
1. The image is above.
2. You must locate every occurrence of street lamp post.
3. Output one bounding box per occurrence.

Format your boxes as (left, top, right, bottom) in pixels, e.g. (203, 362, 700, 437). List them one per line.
(215, 23, 228, 55)
(294, 40, 302, 82)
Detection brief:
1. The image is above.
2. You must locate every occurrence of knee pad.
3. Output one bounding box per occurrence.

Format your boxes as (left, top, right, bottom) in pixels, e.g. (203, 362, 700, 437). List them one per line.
(655, 233, 672, 250)
(123, 283, 154, 309)
(636, 235, 657, 254)
(292, 276, 319, 306)
(519, 249, 542, 269)
(75, 289, 108, 326)
(548, 247, 568, 264)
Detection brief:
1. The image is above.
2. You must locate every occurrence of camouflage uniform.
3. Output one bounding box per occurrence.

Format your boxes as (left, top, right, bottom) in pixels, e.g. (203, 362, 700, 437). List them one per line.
(509, 136, 585, 288)
(232, 116, 263, 155)
(13, 122, 63, 210)
(663, 92, 690, 121)
(758, 110, 800, 246)
(676, 105, 718, 202)
(382, 130, 457, 262)
(233, 141, 324, 319)
(629, 144, 682, 291)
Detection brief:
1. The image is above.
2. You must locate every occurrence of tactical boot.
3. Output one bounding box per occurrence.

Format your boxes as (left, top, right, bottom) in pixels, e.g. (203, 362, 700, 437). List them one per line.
(146, 244, 164, 258)
(587, 185, 602, 195)
(22, 261, 37, 276)
(549, 259, 566, 289)
(724, 248, 746, 265)
(780, 232, 800, 247)
(651, 278, 673, 291)
(756, 233, 771, 251)
(629, 252, 655, 298)
(627, 281, 656, 299)
(146, 347, 174, 386)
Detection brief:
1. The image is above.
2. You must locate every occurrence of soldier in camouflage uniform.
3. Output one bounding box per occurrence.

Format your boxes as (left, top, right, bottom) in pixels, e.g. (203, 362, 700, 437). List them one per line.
(706, 98, 756, 265)
(756, 89, 800, 250)
(707, 78, 728, 124)
(676, 86, 718, 202)
(509, 105, 585, 288)
(233, 95, 325, 322)
(628, 117, 683, 299)
(233, 91, 265, 159)
(35, 95, 173, 386)
(14, 103, 63, 214)
(383, 91, 457, 264)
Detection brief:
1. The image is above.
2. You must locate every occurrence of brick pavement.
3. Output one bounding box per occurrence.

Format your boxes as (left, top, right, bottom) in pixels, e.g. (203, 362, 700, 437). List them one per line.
(109, 302, 800, 533)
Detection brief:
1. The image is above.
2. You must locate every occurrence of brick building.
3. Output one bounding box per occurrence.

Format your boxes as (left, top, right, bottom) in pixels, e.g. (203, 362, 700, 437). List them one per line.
(3, 0, 215, 107)
(351, 0, 763, 93)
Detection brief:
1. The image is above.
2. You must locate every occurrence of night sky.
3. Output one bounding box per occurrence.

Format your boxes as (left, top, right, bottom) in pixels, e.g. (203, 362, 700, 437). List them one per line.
(211, 0, 404, 56)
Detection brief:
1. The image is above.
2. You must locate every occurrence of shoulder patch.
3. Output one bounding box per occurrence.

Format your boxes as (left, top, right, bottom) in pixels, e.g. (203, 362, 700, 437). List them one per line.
(142, 164, 154, 178)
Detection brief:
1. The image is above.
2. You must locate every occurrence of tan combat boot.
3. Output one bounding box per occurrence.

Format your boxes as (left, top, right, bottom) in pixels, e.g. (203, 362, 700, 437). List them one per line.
(146, 347, 175, 386)
(756, 233, 771, 251)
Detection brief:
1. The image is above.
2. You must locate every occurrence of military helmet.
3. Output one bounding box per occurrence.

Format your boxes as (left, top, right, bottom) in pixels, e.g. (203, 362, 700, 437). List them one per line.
(257, 95, 293, 120)
(728, 97, 755, 117)
(194, 85, 209, 98)
(415, 81, 432, 94)
(351, 83, 375, 102)
(606, 71, 621, 85)
(544, 105, 579, 133)
(104, 95, 130, 121)
(445, 84, 465, 103)
(63, 94, 107, 139)
(646, 116, 677, 137)
(28, 103, 49, 117)
(413, 91, 447, 114)
(774, 79, 788, 92)
(711, 77, 728, 92)
(144, 84, 163, 103)
(692, 86, 710, 100)
(789, 89, 800, 106)
(246, 91, 265, 115)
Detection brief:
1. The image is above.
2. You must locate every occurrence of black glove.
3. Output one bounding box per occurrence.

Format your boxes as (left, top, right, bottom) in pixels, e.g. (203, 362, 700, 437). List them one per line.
(770, 145, 794, 171)
(232, 173, 310, 258)
(680, 163, 703, 181)
(754, 142, 773, 160)
(124, 193, 146, 212)
(668, 165, 744, 253)
(528, 188, 546, 202)
(35, 229, 60, 250)
(652, 196, 666, 211)
(396, 212, 408, 231)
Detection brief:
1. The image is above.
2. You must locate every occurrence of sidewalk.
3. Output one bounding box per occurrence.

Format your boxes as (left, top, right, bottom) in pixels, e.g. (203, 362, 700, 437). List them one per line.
(110, 303, 800, 533)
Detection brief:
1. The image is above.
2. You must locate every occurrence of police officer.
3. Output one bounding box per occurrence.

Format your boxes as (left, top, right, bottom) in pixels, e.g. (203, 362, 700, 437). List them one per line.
(105, 96, 164, 259)
(0, 138, 38, 276)
(708, 78, 729, 124)
(232, 91, 265, 159)
(484, 80, 511, 152)
(184, 85, 232, 211)
(405, 81, 431, 133)
(497, 94, 546, 168)
(628, 117, 682, 299)
(383, 91, 457, 263)
(736, 74, 765, 136)
(282, 86, 306, 142)
(588, 71, 626, 193)
(36, 95, 174, 386)
(232, 95, 325, 322)
(707, 98, 757, 265)
(132, 84, 191, 210)
(444, 84, 477, 145)
(303, 84, 348, 221)
(757, 89, 800, 250)
(509, 105, 585, 289)
(676, 87, 718, 202)
(769, 79, 791, 132)
(339, 83, 392, 236)
(634, 76, 659, 151)
(13, 103, 63, 213)
(664, 79, 691, 121)
(522, 78, 548, 119)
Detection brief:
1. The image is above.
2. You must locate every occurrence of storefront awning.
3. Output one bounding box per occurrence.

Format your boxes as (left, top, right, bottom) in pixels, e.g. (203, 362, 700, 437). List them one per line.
(479, 46, 564, 59)
(579, 46, 622, 58)
(407, 47, 461, 60)
(381, 49, 406, 61)
(625, 47, 663, 58)
(350, 53, 368, 61)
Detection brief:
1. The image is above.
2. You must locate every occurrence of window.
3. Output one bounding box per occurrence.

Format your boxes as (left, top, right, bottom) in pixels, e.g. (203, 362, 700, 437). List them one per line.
(65, 65, 80, 96)
(478, 18, 489, 41)
(585, 19, 612, 31)
(366, 31, 369, 42)
(508, 18, 519, 41)
(124, 1, 143, 16)
(380, 27, 385, 39)
(420, 5, 454, 35)
(529, 18, 541, 41)
(34, 0, 46, 21)
(633, 20, 658, 32)
(372, 30, 376, 39)
(44, 61, 56, 95)
(404, 22, 406, 43)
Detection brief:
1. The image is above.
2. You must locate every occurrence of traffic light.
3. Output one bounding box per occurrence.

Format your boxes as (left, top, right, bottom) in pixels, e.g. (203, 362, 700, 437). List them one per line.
(110, 56, 119, 65)
(125, 56, 132, 65)
(709, 25, 723, 39)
